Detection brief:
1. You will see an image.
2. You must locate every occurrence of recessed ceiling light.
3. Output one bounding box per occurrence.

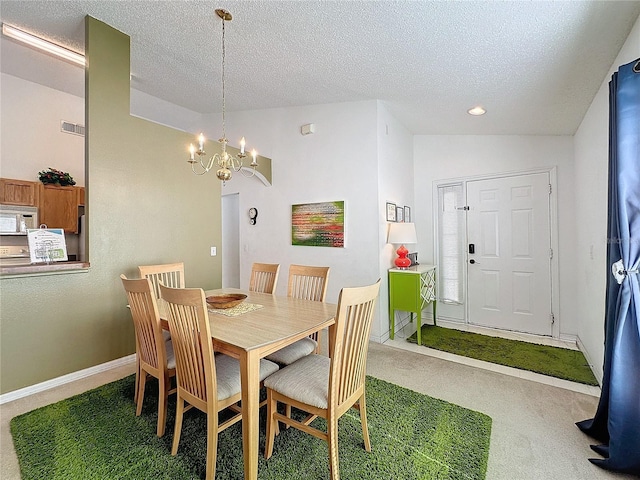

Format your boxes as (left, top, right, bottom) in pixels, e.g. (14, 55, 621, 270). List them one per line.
(467, 106, 486, 116)
(2, 23, 85, 67)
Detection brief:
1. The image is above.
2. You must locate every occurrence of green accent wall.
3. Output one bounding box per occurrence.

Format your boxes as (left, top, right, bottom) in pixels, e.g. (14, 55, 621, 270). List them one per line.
(0, 17, 224, 395)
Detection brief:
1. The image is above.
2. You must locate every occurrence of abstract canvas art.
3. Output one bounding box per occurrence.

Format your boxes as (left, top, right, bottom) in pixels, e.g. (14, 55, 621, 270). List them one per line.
(292, 201, 344, 247)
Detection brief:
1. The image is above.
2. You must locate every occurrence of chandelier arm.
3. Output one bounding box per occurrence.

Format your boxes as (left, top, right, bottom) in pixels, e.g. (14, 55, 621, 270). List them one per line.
(191, 161, 212, 176)
(227, 155, 243, 172)
(211, 152, 225, 170)
(203, 154, 217, 170)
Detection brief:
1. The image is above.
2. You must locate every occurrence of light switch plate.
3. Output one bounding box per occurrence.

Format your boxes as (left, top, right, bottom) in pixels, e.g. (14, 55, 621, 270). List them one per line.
(210, 246, 217, 256)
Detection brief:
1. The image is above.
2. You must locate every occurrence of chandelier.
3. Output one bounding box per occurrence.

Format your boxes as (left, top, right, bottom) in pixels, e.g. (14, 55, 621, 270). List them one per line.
(187, 8, 258, 182)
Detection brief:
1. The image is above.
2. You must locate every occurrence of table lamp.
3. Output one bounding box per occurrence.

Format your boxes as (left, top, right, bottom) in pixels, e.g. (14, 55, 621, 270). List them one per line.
(388, 222, 417, 269)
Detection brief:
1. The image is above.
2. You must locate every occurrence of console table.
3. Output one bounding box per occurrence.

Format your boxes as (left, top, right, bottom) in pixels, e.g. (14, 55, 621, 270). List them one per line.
(388, 264, 437, 345)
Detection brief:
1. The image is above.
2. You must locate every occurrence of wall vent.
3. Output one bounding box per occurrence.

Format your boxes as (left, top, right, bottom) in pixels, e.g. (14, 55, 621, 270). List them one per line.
(60, 121, 85, 136)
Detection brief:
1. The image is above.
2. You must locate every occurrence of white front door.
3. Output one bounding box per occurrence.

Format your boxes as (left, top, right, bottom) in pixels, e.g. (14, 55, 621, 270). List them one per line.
(466, 172, 552, 336)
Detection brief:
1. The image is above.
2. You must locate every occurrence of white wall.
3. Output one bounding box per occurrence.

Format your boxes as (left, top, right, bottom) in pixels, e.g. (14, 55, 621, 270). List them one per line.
(217, 101, 381, 312)
(573, 16, 640, 382)
(0, 73, 84, 185)
(130, 96, 415, 342)
(130, 89, 201, 134)
(413, 135, 577, 335)
(377, 102, 415, 339)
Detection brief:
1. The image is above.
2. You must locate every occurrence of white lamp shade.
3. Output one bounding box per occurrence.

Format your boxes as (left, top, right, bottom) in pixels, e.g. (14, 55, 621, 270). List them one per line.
(388, 222, 417, 244)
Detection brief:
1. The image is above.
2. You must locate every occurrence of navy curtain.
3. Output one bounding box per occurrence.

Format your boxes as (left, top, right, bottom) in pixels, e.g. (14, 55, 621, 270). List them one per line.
(576, 58, 640, 475)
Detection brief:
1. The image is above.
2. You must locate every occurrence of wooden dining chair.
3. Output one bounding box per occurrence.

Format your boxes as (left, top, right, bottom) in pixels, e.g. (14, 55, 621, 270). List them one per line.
(249, 262, 280, 294)
(264, 279, 381, 480)
(266, 264, 330, 365)
(159, 284, 280, 480)
(120, 274, 176, 437)
(138, 262, 185, 299)
(135, 262, 182, 401)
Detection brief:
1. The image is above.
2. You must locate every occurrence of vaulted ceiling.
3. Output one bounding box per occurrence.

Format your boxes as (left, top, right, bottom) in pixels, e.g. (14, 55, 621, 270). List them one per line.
(2, 0, 639, 135)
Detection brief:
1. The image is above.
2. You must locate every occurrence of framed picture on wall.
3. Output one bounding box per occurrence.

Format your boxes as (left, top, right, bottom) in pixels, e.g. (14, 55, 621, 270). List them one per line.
(396, 206, 404, 222)
(404, 206, 411, 222)
(291, 200, 345, 247)
(386, 202, 396, 222)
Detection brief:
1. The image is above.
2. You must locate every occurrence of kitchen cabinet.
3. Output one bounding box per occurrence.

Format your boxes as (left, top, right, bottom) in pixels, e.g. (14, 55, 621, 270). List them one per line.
(388, 264, 437, 345)
(0, 178, 39, 206)
(38, 184, 84, 233)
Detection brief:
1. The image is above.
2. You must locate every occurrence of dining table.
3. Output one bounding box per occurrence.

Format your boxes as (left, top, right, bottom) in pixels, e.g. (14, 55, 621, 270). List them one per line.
(160, 287, 337, 480)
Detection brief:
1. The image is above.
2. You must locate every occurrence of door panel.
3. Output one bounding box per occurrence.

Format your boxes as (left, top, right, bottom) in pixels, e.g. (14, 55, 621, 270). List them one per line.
(480, 270, 499, 309)
(467, 173, 552, 335)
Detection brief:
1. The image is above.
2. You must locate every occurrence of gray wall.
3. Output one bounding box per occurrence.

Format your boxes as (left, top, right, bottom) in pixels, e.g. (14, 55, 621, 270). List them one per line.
(0, 17, 223, 395)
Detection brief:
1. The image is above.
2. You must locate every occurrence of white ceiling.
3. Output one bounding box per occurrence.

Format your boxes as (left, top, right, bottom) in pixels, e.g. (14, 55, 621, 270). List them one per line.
(1, 0, 639, 135)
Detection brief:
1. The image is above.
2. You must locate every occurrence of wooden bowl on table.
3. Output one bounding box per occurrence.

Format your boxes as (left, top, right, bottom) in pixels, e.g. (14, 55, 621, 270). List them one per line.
(206, 293, 247, 309)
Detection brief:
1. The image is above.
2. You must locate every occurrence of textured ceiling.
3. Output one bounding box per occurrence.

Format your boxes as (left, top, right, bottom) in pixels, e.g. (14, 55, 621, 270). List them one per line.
(1, 0, 639, 135)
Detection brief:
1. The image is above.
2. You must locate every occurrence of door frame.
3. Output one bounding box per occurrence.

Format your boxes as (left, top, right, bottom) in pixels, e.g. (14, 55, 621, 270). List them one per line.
(432, 166, 560, 338)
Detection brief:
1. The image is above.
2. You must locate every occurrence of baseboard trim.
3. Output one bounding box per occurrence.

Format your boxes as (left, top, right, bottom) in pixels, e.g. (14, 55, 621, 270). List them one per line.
(576, 335, 603, 386)
(559, 333, 578, 345)
(370, 332, 388, 344)
(0, 354, 136, 405)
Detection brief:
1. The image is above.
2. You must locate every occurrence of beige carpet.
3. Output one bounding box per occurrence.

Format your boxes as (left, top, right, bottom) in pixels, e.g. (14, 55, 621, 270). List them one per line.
(1, 340, 633, 480)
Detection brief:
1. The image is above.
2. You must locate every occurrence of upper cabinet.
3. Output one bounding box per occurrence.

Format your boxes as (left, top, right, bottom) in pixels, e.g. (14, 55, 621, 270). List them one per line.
(38, 184, 85, 233)
(0, 178, 84, 233)
(0, 178, 39, 206)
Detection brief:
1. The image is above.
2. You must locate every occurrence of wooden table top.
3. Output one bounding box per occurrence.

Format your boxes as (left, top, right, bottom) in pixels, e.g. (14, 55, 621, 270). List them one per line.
(161, 288, 337, 354)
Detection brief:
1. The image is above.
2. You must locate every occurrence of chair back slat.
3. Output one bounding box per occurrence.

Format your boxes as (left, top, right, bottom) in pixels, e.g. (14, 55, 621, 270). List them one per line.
(160, 284, 216, 405)
(139, 262, 185, 299)
(249, 263, 280, 294)
(121, 275, 167, 370)
(329, 280, 381, 408)
(287, 265, 330, 302)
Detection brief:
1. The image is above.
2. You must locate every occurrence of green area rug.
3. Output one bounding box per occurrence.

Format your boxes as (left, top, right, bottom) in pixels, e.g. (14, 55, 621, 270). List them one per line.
(11, 375, 491, 480)
(408, 325, 598, 386)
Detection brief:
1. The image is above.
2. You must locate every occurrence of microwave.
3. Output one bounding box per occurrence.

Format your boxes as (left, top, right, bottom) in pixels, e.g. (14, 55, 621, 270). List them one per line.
(0, 204, 38, 235)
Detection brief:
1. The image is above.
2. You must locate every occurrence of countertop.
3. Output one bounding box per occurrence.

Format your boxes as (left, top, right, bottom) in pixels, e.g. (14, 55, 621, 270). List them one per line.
(0, 261, 90, 277)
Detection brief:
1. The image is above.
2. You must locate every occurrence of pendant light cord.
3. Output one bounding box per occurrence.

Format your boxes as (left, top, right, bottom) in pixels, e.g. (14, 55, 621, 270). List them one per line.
(221, 17, 227, 144)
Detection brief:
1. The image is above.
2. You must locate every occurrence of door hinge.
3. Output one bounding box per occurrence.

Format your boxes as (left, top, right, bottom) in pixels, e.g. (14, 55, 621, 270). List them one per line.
(456, 206, 470, 210)
(549, 248, 553, 259)
(550, 313, 555, 325)
(549, 184, 552, 194)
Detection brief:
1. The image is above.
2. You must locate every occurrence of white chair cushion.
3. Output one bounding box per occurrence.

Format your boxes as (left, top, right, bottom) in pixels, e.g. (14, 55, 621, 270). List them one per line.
(266, 337, 317, 365)
(263, 354, 330, 409)
(164, 338, 177, 370)
(215, 354, 280, 401)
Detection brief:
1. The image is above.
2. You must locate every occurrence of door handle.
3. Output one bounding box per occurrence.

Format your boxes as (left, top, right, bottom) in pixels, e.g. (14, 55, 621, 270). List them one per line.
(469, 259, 477, 264)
